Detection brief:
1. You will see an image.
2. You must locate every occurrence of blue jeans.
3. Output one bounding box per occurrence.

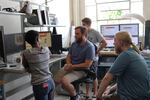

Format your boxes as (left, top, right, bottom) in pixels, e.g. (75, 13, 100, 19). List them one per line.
(33, 79, 55, 100)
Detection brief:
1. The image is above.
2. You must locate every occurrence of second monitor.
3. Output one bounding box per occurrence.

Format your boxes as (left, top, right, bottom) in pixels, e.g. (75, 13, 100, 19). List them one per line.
(49, 34, 62, 54)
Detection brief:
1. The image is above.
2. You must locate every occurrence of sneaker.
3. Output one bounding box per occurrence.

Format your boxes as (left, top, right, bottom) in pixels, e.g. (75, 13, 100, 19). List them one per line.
(70, 94, 80, 100)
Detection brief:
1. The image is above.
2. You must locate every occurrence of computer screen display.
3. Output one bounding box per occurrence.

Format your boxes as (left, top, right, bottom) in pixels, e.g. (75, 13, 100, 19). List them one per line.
(119, 23, 139, 36)
(101, 23, 139, 47)
(104, 36, 114, 47)
(100, 24, 119, 47)
(120, 23, 139, 45)
(4, 33, 25, 56)
(49, 34, 62, 54)
(132, 37, 139, 45)
(101, 24, 119, 36)
(26, 31, 51, 49)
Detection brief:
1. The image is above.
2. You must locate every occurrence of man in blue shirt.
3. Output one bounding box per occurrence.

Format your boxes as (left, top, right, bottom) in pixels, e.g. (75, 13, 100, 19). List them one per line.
(82, 17, 107, 98)
(97, 31, 150, 100)
(55, 26, 95, 100)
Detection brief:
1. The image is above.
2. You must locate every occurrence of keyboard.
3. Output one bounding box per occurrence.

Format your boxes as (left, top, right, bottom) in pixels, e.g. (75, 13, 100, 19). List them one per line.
(51, 53, 66, 57)
(0, 63, 7, 68)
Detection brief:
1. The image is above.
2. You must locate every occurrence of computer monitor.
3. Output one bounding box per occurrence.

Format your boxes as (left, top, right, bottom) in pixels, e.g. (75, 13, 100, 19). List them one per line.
(49, 34, 62, 54)
(4, 33, 25, 56)
(100, 23, 139, 47)
(25, 31, 51, 49)
(101, 24, 119, 37)
(119, 23, 139, 45)
(119, 23, 139, 36)
(132, 37, 139, 45)
(0, 31, 25, 63)
(104, 36, 114, 48)
(100, 24, 119, 47)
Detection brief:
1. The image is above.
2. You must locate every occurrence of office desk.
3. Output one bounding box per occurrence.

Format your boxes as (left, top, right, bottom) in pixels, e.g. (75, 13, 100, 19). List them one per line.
(0, 54, 66, 100)
(99, 50, 118, 57)
(97, 50, 117, 79)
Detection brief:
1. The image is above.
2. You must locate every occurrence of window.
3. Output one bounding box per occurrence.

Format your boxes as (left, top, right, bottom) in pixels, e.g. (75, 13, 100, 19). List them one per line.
(85, 0, 143, 36)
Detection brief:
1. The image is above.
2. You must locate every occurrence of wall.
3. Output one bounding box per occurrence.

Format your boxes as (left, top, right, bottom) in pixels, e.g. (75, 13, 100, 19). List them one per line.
(0, 0, 22, 34)
(143, 0, 150, 20)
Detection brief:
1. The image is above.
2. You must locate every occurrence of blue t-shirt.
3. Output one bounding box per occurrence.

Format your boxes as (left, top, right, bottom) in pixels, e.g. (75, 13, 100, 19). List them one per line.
(69, 40, 95, 65)
(109, 48, 150, 100)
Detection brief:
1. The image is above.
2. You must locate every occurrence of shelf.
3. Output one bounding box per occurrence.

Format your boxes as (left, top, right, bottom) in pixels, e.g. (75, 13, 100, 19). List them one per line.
(0, 11, 25, 16)
(9, 0, 48, 7)
(24, 24, 65, 27)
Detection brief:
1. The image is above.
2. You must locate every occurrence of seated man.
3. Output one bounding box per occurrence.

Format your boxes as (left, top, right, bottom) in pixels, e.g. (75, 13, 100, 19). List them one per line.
(54, 26, 95, 100)
(97, 31, 150, 100)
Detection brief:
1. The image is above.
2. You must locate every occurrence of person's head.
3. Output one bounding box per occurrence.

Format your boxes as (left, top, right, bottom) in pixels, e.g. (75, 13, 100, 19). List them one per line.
(114, 31, 140, 54)
(25, 30, 39, 47)
(75, 26, 88, 43)
(82, 17, 92, 29)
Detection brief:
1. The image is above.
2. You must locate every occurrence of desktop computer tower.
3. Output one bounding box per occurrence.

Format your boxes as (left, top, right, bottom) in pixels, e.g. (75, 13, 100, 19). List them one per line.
(144, 20, 150, 49)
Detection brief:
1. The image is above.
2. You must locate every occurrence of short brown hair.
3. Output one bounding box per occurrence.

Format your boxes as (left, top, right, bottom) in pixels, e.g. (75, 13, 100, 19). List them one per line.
(75, 26, 87, 36)
(82, 17, 92, 26)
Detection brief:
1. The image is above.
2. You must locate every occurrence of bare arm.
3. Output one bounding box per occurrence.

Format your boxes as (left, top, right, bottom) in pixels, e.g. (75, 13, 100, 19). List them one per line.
(98, 39, 107, 52)
(66, 54, 72, 64)
(22, 54, 30, 72)
(72, 59, 93, 69)
(64, 54, 93, 71)
(97, 72, 113, 100)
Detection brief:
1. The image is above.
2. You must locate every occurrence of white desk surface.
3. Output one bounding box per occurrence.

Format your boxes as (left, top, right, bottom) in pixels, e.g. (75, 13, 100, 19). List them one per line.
(0, 54, 67, 73)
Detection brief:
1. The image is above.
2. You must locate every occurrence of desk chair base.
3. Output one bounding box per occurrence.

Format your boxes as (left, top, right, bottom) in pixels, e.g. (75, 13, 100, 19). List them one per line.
(72, 77, 95, 100)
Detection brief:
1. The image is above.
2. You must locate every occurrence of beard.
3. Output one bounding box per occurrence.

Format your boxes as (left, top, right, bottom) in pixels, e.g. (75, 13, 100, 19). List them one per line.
(75, 37, 83, 44)
(115, 46, 122, 54)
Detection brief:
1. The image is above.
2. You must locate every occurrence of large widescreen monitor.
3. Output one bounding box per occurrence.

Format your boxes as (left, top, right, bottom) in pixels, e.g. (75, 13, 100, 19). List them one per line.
(101, 24, 119, 37)
(25, 31, 51, 49)
(100, 23, 139, 47)
(120, 23, 139, 45)
(100, 24, 119, 47)
(119, 23, 139, 36)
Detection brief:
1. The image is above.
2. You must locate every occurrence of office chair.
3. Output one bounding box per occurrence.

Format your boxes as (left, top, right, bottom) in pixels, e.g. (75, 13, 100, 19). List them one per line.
(72, 68, 96, 100)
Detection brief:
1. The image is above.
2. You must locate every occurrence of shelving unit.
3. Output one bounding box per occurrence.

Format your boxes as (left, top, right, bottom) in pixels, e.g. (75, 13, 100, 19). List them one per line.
(0, 11, 25, 16)
(8, 0, 64, 31)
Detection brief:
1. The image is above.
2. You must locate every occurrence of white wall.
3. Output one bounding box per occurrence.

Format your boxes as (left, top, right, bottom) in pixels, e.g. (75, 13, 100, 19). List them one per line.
(0, 0, 20, 10)
(0, 0, 22, 34)
(143, 0, 150, 20)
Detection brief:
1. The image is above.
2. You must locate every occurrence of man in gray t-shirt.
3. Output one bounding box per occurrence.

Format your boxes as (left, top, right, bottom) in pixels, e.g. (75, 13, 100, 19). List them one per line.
(82, 17, 107, 51)
(82, 17, 107, 97)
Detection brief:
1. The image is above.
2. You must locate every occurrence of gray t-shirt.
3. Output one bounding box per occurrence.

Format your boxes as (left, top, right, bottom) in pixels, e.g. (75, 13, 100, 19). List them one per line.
(109, 48, 150, 99)
(88, 29, 104, 61)
(69, 40, 95, 65)
(88, 28, 104, 45)
(22, 47, 52, 85)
